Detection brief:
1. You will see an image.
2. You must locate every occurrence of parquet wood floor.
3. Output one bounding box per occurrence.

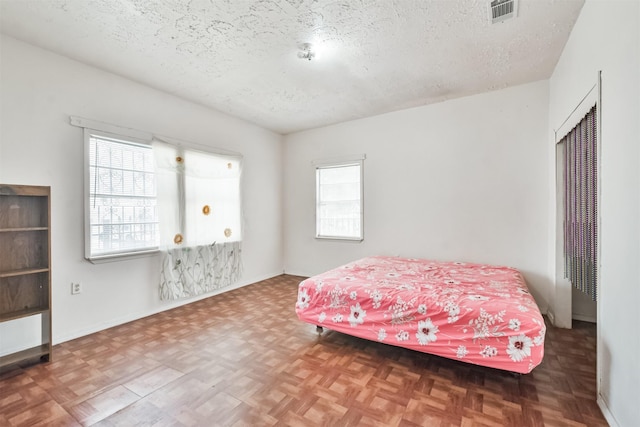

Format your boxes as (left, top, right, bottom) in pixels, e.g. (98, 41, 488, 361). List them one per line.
(0, 275, 606, 426)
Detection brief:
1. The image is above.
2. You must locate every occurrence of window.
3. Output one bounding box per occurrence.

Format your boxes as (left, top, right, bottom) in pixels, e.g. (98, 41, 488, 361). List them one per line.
(85, 130, 159, 259)
(83, 126, 242, 262)
(315, 157, 364, 241)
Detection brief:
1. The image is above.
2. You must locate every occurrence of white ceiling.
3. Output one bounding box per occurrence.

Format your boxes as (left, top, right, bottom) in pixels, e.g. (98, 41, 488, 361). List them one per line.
(0, 0, 584, 134)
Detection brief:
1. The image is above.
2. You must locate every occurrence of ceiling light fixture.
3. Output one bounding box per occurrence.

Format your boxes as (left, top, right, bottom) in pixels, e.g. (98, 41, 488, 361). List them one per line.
(297, 43, 315, 61)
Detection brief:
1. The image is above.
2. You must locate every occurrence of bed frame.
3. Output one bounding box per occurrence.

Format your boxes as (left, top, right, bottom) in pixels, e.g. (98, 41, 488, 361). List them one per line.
(295, 256, 545, 374)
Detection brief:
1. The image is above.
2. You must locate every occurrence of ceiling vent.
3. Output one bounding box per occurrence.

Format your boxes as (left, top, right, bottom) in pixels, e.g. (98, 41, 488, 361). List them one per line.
(490, 0, 518, 24)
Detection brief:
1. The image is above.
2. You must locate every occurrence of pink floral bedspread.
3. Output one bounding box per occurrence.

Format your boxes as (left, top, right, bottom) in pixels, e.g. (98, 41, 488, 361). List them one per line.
(295, 256, 545, 374)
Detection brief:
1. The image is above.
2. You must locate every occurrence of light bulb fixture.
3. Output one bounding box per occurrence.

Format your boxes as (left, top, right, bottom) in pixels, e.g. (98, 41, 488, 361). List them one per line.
(297, 43, 315, 61)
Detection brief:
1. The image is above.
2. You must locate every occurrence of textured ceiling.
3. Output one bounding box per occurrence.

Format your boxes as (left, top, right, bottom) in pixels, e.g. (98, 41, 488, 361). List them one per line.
(0, 0, 584, 134)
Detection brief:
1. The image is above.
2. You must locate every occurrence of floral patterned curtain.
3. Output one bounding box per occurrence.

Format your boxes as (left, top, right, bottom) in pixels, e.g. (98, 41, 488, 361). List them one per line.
(159, 242, 242, 300)
(153, 139, 243, 300)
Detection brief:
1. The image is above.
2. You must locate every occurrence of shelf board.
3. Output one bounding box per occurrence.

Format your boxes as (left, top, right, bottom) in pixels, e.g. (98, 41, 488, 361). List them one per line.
(0, 307, 49, 322)
(0, 227, 48, 233)
(0, 267, 49, 278)
(0, 184, 50, 197)
(0, 344, 50, 369)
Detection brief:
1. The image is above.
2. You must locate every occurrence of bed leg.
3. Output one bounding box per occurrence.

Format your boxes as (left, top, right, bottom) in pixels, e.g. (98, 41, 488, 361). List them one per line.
(316, 325, 323, 335)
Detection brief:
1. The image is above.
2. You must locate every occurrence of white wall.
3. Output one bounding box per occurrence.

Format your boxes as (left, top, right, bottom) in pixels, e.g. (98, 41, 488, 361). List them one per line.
(284, 80, 551, 312)
(0, 36, 284, 353)
(548, 1, 639, 425)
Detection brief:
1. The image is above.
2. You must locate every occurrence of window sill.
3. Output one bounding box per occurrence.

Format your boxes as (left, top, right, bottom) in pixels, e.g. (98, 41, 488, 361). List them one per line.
(86, 249, 160, 264)
(315, 235, 364, 242)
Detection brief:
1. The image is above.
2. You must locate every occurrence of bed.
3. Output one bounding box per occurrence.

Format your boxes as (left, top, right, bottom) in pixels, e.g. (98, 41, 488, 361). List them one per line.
(295, 256, 545, 374)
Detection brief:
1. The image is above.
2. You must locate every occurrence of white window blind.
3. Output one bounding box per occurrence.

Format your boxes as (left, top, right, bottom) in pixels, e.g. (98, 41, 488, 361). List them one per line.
(316, 160, 363, 240)
(86, 131, 159, 258)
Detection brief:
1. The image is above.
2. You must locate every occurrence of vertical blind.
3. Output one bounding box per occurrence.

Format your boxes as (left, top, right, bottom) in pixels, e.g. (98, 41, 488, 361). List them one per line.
(560, 105, 598, 301)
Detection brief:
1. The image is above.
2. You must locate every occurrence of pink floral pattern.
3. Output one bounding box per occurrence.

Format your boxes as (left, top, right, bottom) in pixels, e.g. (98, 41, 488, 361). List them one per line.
(295, 256, 545, 374)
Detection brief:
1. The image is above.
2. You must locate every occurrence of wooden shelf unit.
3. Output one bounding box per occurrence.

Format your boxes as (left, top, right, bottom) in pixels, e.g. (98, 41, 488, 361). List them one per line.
(0, 184, 52, 368)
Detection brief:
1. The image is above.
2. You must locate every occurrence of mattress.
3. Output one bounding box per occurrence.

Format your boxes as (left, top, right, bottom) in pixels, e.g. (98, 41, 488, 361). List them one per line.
(295, 256, 545, 374)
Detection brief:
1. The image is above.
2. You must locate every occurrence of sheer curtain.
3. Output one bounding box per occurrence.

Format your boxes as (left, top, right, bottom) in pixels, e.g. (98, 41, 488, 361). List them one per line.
(153, 139, 242, 300)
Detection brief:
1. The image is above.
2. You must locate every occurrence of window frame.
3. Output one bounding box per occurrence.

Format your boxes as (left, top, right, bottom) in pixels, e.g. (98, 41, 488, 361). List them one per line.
(83, 128, 159, 262)
(314, 155, 365, 242)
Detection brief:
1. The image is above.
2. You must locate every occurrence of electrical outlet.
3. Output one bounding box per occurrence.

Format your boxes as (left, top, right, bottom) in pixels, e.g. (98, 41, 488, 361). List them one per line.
(71, 282, 81, 295)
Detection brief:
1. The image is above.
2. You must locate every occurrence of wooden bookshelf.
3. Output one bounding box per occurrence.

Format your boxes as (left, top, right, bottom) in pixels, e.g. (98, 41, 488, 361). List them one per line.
(0, 184, 52, 368)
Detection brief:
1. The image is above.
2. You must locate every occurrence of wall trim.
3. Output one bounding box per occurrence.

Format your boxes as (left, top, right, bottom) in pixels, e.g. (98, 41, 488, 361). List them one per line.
(283, 270, 312, 278)
(572, 313, 597, 323)
(598, 395, 619, 427)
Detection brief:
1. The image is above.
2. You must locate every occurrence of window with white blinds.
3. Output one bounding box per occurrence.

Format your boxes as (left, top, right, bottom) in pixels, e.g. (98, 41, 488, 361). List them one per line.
(86, 131, 159, 258)
(315, 159, 364, 241)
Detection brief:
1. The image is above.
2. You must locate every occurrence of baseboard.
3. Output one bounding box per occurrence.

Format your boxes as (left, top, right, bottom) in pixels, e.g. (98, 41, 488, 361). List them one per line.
(572, 314, 597, 323)
(283, 270, 312, 278)
(598, 395, 619, 427)
(54, 271, 284, 345)
(547, 309, 556, 325)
